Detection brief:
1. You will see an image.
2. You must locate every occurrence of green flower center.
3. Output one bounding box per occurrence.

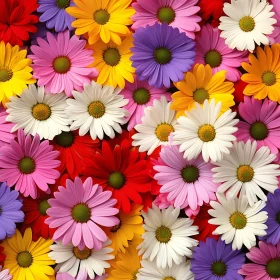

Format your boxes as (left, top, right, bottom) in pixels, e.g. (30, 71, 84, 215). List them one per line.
(250, 122, 268, 140)
(237, 165, 254, 182)
(229, 211, 247, 229)
(73, 247, 91, 260)
(205, 50, 222, 68)
(108, 172, 125, 189)
(71, 203, 91, 223)
(103, 48, 121, 66)
(262, 71, 276, 86)
(155, 226, 172, 243)
(211, 261, 227, 276)
(193, 88, 209, 104)
(18, 157, 36, 174)
(276, 212, 280, 224)
(266, 259, 280, 278)
(17, 251, 33, 268)
(157, 7, 175, 24)
(88, 101, 105, 118)
(32, 103, 52, 121)
(155, 123, 174, 142)
(133, 88, 150, 105)
(198, 124, 216, 142)
(154, 48, 172, 65)
(94, 9, 110, 25)
(181, 166, 199, 183)
(55, 131, 75, 147)
(56, 0, 70, 9)
(53, 56, 71, 74)
(239, 16, 255, 32)
(0, 68, 13, 82)
(39, 199, 50, 216)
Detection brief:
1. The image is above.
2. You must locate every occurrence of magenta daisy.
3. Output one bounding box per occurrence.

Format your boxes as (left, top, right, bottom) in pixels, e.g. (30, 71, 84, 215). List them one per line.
(131, 0, 201, 39)
(45, 177, 119, 250)
(235, 96, 280, 154)
(0, 106, 15, 148)
(29, 30, 98, 96)
(269, 0, 280, 44)
(195, 24, 248, 82)
(122, 78, 171, 131)
(0, 129, 60, 199)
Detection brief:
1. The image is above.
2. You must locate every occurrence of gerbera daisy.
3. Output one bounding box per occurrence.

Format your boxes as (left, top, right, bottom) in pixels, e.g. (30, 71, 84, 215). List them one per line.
(0, 41, 35, 105)
(173, 99, 238, 162)
(0, 106, 15, 148)
(132, 96, 177, 155)
(0, 267, 11, 280)
(195, 24, 248, 82)
(171, 64, 235, 118)
(0, 129, 60, 199)
(131, 0, 201, 39)
(212, 140, 280, 206)
(0, 247, 6, 267)
(191, 238, 245, 280)
(49, 240, 113, 279)
(218, 0, 276, 52)
(87, 35, 134, 89)
(208, 194, 268, 250)
(6, 85, 71, 140)
(2, 228, 55, 280)
(66, 81, 128, 140)
(38, 0, 75, 32)
(45, 177, 119, 250)
(131, 23, 196, 88)
(138, 204, 198, 268)
(241, 45, 280, 102)
(268, 0, 280, 44)
(29, 31, 97, 97)
(239, 241, 280, 279)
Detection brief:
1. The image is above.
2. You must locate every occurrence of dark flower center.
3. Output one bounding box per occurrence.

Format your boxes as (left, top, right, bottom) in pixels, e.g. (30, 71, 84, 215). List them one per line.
(154, 48, 172, 65)
(157, 7, 175, 24)
(229, 211, 247, 229)
(53, 56, 71, 74)
(39, 199, 50, 216)
(239, 16, 255, 32)
(73, 247, 91, 260)
(266, 259, 280, 278)
(18, 157, 36, 174)
(198, 124, 216, 142)
(156, 226, 172, 243)
(88, 101, 106, 118)
(250, 122, 268, 140)
(103, 48, 121, 66)
(56, 0, 70, 9)
(71, 203, 91, 223)
(0, 68, 13, 82)
(211, 261, 227, 276)
(205, 50, 222, 68)
(181, 166, 199, 183)
(193, 88, 209, 104)
(262, 71, 276, 86)
(94, 9, 110, 25)
(108, 172, 125, 189)
(110, 221, 122, 232)
(32, 103, 51, 121)
(237, 165, 254, 182)
(133, 88, 150, 105)
(17, 251, 33, 268)
(55, 131, 75, 147)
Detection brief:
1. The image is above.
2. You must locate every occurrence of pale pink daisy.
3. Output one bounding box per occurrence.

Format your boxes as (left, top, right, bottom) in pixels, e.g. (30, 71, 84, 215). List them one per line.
(45, 177, 119, 250)
(0, 129, 60, 199)
(131, 0, 201, 39)
(0, 106, 15, 149)
(29, 31, 98, 96)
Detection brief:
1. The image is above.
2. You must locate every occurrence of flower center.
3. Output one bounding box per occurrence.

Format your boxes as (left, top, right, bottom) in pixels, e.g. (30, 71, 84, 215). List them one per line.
(0, 68, 13, 82)
(276, 212, 280, 224)
(39, 199, 50, 216)
(193, 88, 209, 104)
(103, 48, 121, 66)
(56, 0, 70, 9)
(88, 101, 105, 118)
(133, 88, 150, 105)
(198, 124, 216, 142)
(18, 157, 36, 174)
(73, 247, 91, 260)
(181, 166, 199, 183)
(53, 56, 71, 74)
(262, 71, 276, 86)
(154, 48, 172, 65)
(155, 226, 172, 243)
(108, 172, 125, 189)
(32, 103, 51, 121)
(155, 123, 174, 142)
(163, 278, 175, 280)
(110, 221, 122, 232)
(205, 50, 222, 68)
(237, 165, 254, 182)
(266, 259, 280, 278)
(71, 203, 91, 223)
(17, 251, 33, 268)
(250, 122, 268, 140)
(239, 16, 255, 32)
(55, 131, 75, 147)
(157, 7, 175, 24)
(211, 261, 227, 276)
(94, 9, 110, 25)
(229, 211, 247, 229)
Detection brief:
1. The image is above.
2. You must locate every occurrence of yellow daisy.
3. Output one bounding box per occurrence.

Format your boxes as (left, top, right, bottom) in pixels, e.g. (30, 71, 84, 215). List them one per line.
(2, 228, 55, 280)
(241, 44, 280, 102)
(0, 41, 35, 105)
(88, 35, 134, 88)
(171, 64, 235, 118)
(66, 0, 135, 45)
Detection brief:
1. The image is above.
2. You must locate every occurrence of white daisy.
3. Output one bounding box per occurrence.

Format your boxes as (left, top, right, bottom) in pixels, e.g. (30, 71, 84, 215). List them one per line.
(49, 240, 114, 279)
(6, 84, 70, 140)
(137, 260, 194, 280)
(219, 0, 276, 52)
(0, 266, 11, 280)
(173, 99, 238, 162)
(132, 96, 177, 155)
(208, 193, 268, 250)
(212, 140, 280, 206)
(66, 81, 129, 140)
(137, 204, 198, 269)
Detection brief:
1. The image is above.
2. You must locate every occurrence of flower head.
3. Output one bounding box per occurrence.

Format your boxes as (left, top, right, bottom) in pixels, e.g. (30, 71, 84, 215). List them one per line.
(0, 106, 15, 148)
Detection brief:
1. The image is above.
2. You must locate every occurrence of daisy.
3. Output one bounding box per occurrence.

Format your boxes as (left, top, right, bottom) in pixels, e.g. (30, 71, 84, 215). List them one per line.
(171, 64, 235, 118)
(57, 271, 107, 280)
(268, 0, 280, 44)
(138, 204, 198, 268)
(195, 24, 248, 82)
(49, 240, 113, 279)
(0, 267, 11, 280)
(0, 106, 15, 148)
(29, 31, 98, 97)
(208, 194, 268, 250)
(218, 0, 276, 52)
(132, 96, 177, 155)
(6, 85, 71, 140)
(132, 0, 201, 39)
(212, 140, 280, 206)
(0, 129, 60, 199)
(173, 99, 238, 162)
(66, 81, 128, 140)
(45, 177, 119, 250)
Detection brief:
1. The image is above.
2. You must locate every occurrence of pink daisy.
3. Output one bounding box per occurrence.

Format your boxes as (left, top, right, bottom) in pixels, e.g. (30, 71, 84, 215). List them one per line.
(239, 241, 280, 279)
(268, 0, 280, 44)
(235, 96, 280, 154)
(0, 106, 15, 148)
(45, 177, 119, 250)
(122, 78, 171, 131)
(29, 31, 98, 96)
(0, 129, 60, 199)
(195, 24, 248, 82)
(153, 142, 218, 211)
(131, 0, 201, 39)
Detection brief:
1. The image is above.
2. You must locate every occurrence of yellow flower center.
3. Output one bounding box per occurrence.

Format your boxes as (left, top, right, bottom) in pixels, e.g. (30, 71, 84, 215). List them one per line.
(198, 124, 216, 142)
(211, 261, 227, 276)
(237, 165, 254, 182)
(193, 88, 209, 104)
(164, 277, 175, 280)
(73, 247, 91, 260)
(18, 157, 36, 174)
(53, 56, 71, 74)
(250, 121, 268, 140)
(157, 7, 175, 24)
(103, 48, 121, 66)
(0, 68, 13, 82)
(55, 131, 75, 147)
(17, 251, 33, 268)
(229, 212, 247, 229)
(262, 71, 276, 86)
(56, 0, 70, 9)
(108, 172, 125, 189)
(32, 103, 52, 121)
(239, 16, 255, 32)
(88, 101, 105, 118)
(71, 203, 91, 223)
(39, 199, 50, 216)
(155, 123, 174, 142)
(156, 226, 172, 243)
(154, 48, 172, 65)
(94, 9, 110, 25)
(205, 50, 222, 68)
(266, 259, 280, 278)
(133, 88, 150, 105)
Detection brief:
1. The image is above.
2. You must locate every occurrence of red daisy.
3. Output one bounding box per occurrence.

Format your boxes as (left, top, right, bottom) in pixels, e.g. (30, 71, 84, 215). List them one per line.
(0, 246, 6, 266)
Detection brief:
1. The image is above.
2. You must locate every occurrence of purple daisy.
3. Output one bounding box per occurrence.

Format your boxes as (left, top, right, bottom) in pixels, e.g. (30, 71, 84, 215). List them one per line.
(131, 22, 196, 88)
(191, 238, 245, 280)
